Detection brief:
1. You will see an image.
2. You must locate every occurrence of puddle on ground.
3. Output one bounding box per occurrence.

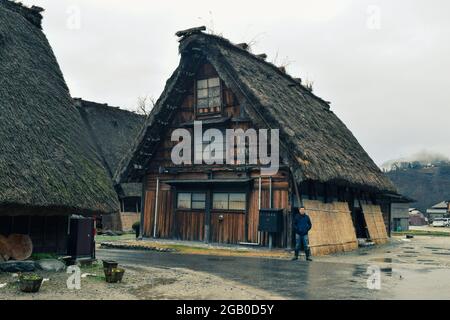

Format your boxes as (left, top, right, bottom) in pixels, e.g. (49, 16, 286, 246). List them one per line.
(370, 258, 393, 263)
(207, 257, 236, 262)
(380, 267, 392, 276)
(417, 259, 435, 262)
(403, 251, 419, 254)
(432, 252, 450, 256)
(351, 266, 367, 277)
(397, 254, 418, 258)
(424, 247, 447, 250)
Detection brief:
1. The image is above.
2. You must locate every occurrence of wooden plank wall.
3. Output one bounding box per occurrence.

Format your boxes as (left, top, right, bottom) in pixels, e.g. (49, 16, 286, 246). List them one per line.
(175, 211, 205, 241)
(143, 190, 155, 236)
(0, 215, 68, 254)
(210, 212, 245, 244)
(303, 200, 358, 256)
(361, 204, 389, 244)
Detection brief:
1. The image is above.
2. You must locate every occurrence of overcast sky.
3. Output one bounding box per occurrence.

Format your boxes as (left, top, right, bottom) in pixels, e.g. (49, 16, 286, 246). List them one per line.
(22, 0, 450, 165)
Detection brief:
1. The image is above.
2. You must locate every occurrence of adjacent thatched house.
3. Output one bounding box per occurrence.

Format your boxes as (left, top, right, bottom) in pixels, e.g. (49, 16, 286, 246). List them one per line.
(0, 1, 119, 254)
(75, 99, 146, 231)
(115, 27, 401, 255)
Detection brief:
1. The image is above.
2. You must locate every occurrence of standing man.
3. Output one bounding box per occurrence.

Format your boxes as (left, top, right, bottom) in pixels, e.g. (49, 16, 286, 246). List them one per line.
(292, 206, 313, 261)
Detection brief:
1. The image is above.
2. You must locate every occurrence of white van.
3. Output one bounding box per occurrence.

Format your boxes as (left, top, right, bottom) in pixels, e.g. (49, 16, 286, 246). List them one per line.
(432, 218, 450, 227)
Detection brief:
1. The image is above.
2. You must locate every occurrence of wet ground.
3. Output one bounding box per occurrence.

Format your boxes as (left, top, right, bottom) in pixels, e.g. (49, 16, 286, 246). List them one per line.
(97, 236, 450, 299)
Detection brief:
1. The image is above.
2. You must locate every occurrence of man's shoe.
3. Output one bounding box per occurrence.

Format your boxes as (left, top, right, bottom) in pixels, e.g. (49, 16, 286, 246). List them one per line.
(291, 257, 298, 261)
(306, 257, 313, 261)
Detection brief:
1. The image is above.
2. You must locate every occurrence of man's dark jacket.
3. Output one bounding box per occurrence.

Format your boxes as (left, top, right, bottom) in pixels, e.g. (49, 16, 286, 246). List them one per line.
(293, 213, 312, 236)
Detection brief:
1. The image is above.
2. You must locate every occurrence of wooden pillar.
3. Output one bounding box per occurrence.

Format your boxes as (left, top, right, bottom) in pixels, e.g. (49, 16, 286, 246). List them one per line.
(268, 176, 273, 250)
(204, 188, 212, 243)
(152, 177, 160, 238)
(289, 168, 302, 250)
(388, 202, 392, 237)
(257, 176, 262, 245)
(139, 175, 147, 239)
(171, 187, 177, 239)
(245, 186, 250, 243)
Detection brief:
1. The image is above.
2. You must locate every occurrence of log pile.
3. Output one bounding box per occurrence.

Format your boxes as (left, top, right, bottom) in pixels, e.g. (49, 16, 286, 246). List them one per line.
(0, 234, 33, 261)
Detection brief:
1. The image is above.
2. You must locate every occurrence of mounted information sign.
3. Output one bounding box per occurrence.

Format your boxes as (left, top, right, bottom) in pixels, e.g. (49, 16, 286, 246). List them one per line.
(258, 208, 283, 233)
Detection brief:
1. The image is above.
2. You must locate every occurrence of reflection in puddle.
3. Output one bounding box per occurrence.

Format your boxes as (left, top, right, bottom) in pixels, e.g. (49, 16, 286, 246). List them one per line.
(417, 259, 435, 262)
(381, 267, 393, 276)
(370, 258, 393, 263)
(207, 257, 236, 262)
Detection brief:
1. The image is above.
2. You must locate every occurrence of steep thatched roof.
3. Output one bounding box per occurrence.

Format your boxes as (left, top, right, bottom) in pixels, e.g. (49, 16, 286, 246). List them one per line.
(75, 99, 145, 198)
(115, 28, 396, 194)
(0, 1, 119, 215)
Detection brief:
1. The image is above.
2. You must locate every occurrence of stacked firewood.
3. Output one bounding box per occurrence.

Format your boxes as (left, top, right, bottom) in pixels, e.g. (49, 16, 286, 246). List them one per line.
(0, 234, 33, 262)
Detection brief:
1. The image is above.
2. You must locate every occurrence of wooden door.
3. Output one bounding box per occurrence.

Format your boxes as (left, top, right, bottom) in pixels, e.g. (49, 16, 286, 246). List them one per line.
(210, 212, 246, 244)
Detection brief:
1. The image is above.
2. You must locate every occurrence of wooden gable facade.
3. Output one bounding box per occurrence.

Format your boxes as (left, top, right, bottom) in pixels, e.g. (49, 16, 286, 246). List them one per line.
(116, 28, 400, 255)
(141, 61, 291, 247)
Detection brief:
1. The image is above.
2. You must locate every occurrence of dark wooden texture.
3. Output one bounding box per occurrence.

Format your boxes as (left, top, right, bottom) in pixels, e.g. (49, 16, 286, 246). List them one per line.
(68, 217, 94, 258)
(0, 215, 68, 254)
(210, 212, 245, 244)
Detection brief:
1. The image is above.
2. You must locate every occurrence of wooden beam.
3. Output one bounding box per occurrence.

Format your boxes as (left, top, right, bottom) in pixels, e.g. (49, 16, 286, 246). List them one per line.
(204, 189, 212, 243)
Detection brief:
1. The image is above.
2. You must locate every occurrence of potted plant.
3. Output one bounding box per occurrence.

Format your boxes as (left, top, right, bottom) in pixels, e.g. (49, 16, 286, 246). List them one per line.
(132, 221, 140, 239)
(102, 260, 118, 270)
(104, 267, 125, 283)
(18, 274, 43, 293)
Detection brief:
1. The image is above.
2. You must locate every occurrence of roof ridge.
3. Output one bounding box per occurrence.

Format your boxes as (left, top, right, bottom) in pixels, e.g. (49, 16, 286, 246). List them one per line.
(74, 98, 145, 117)
(179, 30, 331, 107)
(0, 0, 44, 29)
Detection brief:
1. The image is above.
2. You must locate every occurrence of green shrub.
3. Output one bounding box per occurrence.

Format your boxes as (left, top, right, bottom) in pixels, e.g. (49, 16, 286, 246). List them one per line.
(132, 221, 140, 231)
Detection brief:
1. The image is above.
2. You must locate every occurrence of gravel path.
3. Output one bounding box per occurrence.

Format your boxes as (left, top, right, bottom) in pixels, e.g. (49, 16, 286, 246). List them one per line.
(0, 262, 284, 300)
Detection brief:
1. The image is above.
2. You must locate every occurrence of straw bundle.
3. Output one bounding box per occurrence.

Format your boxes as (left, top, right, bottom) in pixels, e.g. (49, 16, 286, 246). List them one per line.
(361, 204, 388, 244)
(304, 200, 358, 256)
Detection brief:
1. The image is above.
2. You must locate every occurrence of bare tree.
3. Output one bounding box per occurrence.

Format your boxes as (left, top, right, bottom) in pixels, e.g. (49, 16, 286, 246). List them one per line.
(136, 95, 155, 117)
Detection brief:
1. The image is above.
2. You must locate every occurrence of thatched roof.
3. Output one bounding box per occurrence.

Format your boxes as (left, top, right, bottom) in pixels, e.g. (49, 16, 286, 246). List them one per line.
(115, 28, 396, 194)
(75, 99, 145, 198)
(0, 1, 119, 215)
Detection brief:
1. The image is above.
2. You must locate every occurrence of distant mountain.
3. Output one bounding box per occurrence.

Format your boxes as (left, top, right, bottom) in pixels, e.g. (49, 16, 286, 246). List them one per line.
(385, 159, 450, 212)
(381, 151, 450, 171)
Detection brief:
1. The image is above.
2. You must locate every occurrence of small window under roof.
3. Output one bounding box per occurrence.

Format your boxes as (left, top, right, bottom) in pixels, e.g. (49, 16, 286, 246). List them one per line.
(196, 77, 221, 115)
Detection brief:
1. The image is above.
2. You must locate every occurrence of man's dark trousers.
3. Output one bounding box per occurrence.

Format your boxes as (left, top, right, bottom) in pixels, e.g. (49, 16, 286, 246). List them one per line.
(295, 233, 311, 258)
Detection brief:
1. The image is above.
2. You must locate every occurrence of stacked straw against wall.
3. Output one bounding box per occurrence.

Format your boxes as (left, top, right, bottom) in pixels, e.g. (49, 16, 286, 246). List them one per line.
(361, 204, 388, 244)
(304, 200, 358, 256)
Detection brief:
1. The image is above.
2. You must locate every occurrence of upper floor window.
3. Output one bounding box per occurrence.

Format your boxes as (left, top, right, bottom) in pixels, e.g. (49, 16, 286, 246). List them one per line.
(197, 77, 221, 114)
